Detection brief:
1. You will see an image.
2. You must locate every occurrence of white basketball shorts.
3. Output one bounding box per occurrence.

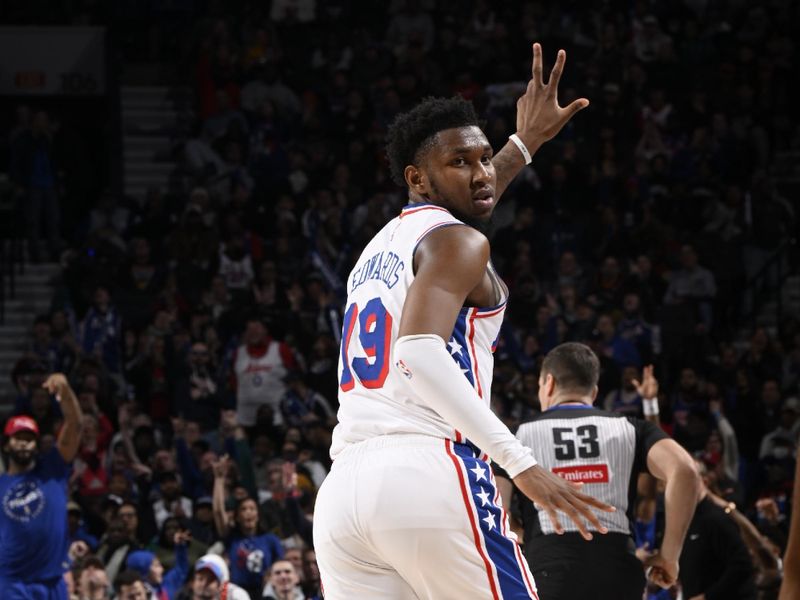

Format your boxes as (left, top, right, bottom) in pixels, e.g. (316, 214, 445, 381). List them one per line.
(313, 434, 539, 599)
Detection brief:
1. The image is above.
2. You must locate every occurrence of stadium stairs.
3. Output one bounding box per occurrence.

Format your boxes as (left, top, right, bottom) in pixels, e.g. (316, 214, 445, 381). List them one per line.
(122, 85, 192, 199)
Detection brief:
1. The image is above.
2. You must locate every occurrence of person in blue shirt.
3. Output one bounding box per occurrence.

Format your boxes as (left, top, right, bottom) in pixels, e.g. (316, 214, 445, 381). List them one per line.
(212, 454, 284, 598)
(125, 529, 190, 600)
(0, 373, 83, 600)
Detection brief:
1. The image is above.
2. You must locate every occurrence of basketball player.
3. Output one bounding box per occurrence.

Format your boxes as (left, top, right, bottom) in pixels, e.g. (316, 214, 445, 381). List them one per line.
(313, 45, 615, 599)
(0, 373, 84, 600)
(496, 343, 700, 600)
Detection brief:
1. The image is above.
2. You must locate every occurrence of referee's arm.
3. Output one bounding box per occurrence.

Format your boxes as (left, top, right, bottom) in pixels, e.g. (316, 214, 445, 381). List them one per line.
(644, 438, 702, 588)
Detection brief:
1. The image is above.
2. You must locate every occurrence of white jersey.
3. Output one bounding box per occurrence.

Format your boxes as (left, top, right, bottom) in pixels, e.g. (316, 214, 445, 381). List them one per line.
(234, 342, 287, 426)
(330, 202, 506, 460)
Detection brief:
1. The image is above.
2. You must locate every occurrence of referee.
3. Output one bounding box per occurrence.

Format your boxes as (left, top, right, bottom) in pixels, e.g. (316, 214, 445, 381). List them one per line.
(496, 343, 700, 600)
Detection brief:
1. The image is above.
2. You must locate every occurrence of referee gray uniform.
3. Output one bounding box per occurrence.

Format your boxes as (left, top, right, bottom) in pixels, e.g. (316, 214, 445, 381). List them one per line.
(508, 404, 667, 600)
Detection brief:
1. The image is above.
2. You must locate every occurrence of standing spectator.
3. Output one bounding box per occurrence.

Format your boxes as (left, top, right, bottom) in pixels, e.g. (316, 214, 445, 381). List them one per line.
(231, 318, 297, 427)
(663, 245, 717, 331)
(212, 455, 284, 598)
(79, 286, 123, 376)
(174, 342, 221, 431)
(9, 110, 61, 262)
(0, 374, 83, 599)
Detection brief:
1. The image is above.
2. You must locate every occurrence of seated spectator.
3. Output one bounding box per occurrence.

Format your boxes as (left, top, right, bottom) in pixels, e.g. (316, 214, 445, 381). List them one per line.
(616, 292, 655, 363)
(29, 314, 75, 373)
(301, 548, 322, 600)
(188, 496, 217, 546)
(152, 471, 193, 530)
(68, 501, 99, 552)
(760, 397, 800, 460)
(76, 555, 110, 600)
(189, 554, 250, 600)
(262, 558, 304, 600)
(280, 372, 335, 431)
(72, 413, 110, 498)
(97, 517, 138, 584)
(114, 569, 149, 600)
(594, 313, 642, 369)
(118, 500, 151, 549)
(602, 365, 643, 416)
(151, 516, 207, 571)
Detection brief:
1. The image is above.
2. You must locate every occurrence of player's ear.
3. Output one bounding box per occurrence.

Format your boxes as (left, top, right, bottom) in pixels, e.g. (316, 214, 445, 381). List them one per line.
(544, 373, 556, 396)
(404, 165, 427, 195)
(591, 385, 599, 403)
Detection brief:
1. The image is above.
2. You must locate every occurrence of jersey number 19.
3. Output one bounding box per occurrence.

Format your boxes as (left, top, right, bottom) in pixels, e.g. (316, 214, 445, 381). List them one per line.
(339, 297, 393, 391)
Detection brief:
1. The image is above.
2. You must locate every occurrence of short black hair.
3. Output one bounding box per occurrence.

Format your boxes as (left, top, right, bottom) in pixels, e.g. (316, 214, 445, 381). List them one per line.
(541, 343, 600, 395)
(114, 569, 143, 592)
(385, 96, 480, 186)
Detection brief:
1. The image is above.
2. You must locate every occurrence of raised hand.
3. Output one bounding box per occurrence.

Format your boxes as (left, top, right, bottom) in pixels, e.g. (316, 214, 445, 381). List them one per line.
(173, 529, 192, 546)
(515, 43, 590, 152)
(632, 365, 659, 399)
(212, 454, 231, 480)
(42, 373, 72, 401)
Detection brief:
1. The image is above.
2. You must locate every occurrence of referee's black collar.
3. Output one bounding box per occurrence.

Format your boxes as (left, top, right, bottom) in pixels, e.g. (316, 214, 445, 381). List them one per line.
(546, 402, 595, 411)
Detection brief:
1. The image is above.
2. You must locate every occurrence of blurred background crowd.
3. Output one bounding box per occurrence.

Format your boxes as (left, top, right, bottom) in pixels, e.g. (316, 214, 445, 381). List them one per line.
(0, 0, 799, 598)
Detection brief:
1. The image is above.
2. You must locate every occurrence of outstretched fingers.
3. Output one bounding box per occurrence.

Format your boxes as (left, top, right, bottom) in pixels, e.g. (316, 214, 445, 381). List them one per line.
(531, 42, 543, 86)
(546, 49, 566, 91)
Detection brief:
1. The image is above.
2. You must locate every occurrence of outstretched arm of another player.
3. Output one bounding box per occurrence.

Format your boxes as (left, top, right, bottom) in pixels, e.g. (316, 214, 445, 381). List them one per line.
(493, 43, 590, 199)
(44, 373, 84, 463)
(395, 226, 613, 541)
(779, 456, 800, 599)
(643, 439, 702, 589)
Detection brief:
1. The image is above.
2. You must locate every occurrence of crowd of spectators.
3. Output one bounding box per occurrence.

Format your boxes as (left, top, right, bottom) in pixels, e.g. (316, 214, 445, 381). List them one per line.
(3, 1, 800, 598)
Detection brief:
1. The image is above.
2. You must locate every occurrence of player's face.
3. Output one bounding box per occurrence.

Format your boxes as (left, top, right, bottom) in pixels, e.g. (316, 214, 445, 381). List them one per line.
(6, 432, 37, 467)
(421, 126, 496, 223)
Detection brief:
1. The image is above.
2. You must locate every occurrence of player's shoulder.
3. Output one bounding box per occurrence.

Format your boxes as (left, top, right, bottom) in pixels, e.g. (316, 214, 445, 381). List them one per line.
(521, 406, 625, 424)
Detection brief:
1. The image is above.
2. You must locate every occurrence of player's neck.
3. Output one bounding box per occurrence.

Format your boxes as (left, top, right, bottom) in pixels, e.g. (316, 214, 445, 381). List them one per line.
(547, 398, 591, 410)
(7, 459, 35, 475)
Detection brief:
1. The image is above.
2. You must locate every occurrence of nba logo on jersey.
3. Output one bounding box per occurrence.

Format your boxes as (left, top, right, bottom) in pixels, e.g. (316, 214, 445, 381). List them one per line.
(396, 359, 413, 379)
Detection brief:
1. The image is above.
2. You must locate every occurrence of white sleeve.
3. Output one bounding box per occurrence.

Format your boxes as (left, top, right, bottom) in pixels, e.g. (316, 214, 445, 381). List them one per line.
(394, 334, 537, 478)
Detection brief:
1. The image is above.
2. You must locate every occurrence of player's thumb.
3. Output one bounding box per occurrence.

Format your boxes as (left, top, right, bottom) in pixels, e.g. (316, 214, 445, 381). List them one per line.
(564, 98, 590, 118)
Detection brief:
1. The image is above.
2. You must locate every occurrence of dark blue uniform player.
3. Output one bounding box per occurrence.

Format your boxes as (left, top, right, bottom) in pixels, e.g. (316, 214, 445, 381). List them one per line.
(0, 374, 84, 600)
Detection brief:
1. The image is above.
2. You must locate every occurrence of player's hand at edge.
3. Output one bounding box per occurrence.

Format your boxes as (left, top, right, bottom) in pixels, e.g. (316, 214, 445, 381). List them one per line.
(513, 464, 615, 541)
(514, 43, 590, 154)
(643, 552, 679, 590)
